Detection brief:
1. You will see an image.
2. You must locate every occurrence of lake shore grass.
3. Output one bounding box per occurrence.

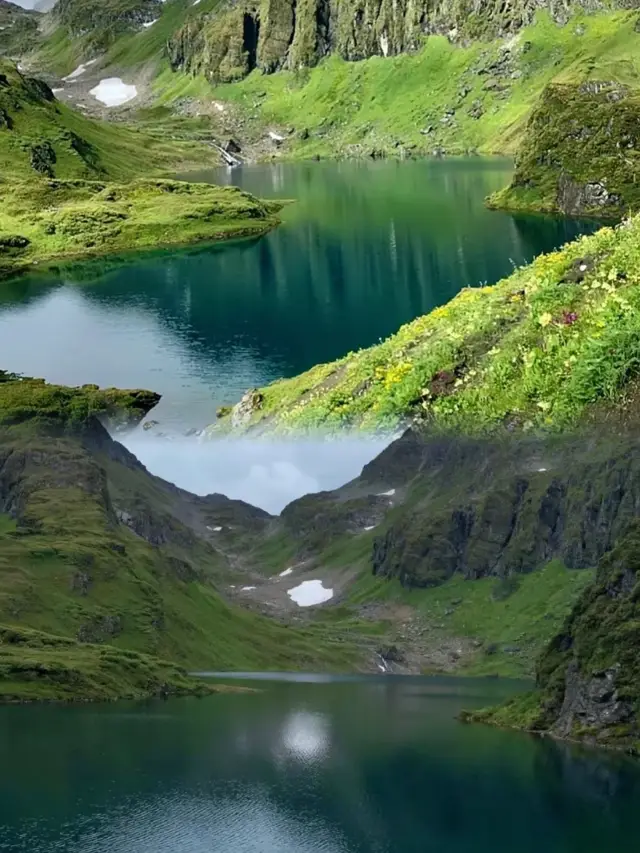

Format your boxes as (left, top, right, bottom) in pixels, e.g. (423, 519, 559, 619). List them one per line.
(0, 178, 282, 281)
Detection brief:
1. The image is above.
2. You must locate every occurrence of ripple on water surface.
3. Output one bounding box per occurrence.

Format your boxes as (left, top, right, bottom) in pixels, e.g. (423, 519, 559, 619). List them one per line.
(2, 676, 640, 853)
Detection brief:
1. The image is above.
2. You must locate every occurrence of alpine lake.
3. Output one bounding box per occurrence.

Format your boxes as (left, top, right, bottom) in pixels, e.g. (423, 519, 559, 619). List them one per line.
(3, 159, 637, 853)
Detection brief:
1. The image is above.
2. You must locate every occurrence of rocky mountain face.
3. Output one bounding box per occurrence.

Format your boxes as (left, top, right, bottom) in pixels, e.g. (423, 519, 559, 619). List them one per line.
(168, 0, 639, 82)
(366, 432, 640, 587)
(259, 429, 640, 592)
(488, 82, 640, 217)
(53, 0, 163, 52)
(533, 521, 640, 747)
(0, 0, 40, 56)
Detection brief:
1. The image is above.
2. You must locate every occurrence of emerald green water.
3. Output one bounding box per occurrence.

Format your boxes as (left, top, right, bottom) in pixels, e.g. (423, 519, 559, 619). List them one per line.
(0, 159, 597, 430)
(1, 675, 639, 853)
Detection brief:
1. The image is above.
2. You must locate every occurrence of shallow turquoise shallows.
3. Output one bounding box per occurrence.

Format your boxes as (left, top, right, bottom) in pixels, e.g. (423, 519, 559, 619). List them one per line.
(0, 159, 598, 429)
(1, 675, 639, 853)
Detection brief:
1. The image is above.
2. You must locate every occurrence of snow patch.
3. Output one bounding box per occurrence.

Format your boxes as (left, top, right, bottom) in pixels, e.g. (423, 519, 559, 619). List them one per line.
(206, 525, 223, 532)
(377, 488, 396, 497)
(90, 78, 137, 107)
(142, 19, 157, 27)
(268, 131, 285, 142)
(279, 567, 293, 577)
(287, 580, 333, 607)
(51, 88, 64, 94)
(363, 525, 376, 532)
(537, 467, 547, 472)
(63, 59, 97, 82)
(241, 586, 256, 591)
(193, 0, 202, 4)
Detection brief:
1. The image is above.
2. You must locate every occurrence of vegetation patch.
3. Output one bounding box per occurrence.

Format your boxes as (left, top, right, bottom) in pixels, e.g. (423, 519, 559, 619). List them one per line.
(211, 213, 640, 435)
(0, 177, 282, 278)
(0, 623, 225, 703)
(488, 83, 640, 217)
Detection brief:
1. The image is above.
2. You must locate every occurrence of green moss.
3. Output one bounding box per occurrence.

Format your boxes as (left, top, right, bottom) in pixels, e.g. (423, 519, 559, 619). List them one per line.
(0, 373, 160, 428)
(488, 83, 640, 217)
(0, 177, 282, 278)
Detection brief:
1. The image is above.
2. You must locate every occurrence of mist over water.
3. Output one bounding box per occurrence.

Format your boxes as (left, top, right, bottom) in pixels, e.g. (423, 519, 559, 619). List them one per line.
(122, 434, 394, 513)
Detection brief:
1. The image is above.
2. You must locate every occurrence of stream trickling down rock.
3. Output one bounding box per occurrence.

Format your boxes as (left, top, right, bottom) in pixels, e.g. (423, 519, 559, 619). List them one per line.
(2, 675, 640, 853)
(0, 159, 598, 434)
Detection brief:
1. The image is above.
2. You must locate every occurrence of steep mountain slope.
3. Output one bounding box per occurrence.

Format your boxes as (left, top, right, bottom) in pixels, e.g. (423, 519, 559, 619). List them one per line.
(488, 82, 640, 217)
(167, 0, 640, 80)
(471, 521, 640, 750)
(0, 58, 218, 179)
(0, 0, 40, 57)
(0, 373, 366, 699)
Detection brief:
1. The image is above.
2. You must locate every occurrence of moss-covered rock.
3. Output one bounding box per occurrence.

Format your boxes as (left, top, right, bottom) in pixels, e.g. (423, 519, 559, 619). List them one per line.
(169, 0, 640, 80)
(488, 83, 640, 217)
(471, 520, 640, 750)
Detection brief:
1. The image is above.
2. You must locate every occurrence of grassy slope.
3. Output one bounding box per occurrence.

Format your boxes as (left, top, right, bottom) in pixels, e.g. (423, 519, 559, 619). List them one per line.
(0, 61, 283, 277)
(350, 561, 595, 678)
(0, 177, 281, 278)
(0, 623, 227, 702)
(0, 375, 369, 701)
(182, 10, 640, 159)
(0, 59, 218, 180)
(211, 214, 640, 435)
(34, 0, 222, 75)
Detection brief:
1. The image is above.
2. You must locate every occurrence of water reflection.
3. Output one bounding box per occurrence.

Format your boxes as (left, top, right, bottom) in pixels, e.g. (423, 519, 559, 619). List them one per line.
(0, 160, 600, 430)
(1, 677, 640, 853)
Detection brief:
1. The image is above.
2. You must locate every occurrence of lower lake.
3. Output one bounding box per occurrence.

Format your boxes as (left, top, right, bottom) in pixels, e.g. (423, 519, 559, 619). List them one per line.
(1, 675, 639, 853)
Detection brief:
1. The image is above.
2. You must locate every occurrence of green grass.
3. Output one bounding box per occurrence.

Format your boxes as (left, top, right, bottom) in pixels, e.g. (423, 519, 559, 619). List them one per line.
(0, 58, 220, 181)
(210, 213, 640, 435)
(0, 177, 282, 278)
(0, 375, 371, 701)
(202, 10, 640, 159)
(0, 623, 231, 702)
(349, 561, 595, 677)
(0, 370, 159, 427)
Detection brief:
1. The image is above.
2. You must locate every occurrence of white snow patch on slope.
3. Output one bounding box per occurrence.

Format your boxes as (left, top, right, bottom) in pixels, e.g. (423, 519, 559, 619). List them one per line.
(287, 580, 333, 607)
(142, 19, 157, 27)
(279, 567, 293, 577)
(241, 586, 256, 591)
(90, 78, 137, 107)
(63, 59, 96, 81)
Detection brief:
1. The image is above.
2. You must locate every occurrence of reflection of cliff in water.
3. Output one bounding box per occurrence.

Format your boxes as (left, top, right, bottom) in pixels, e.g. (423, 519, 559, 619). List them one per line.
(0, 160, 601, 426)
(36, 165, 599, 378)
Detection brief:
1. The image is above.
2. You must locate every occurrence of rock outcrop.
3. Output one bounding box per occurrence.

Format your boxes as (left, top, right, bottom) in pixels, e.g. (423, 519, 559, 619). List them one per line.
(168, 0, 640, 82)
(487, 82, 640, 217)
(368, 431, 640, 587)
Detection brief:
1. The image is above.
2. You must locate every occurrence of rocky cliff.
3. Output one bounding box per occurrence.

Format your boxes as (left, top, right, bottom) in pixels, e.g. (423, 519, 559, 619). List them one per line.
(365, 431, 640, 587)
(471, 521, 640, 750)
(488, 82, 640, 217)
(168, 0, 640, 82)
